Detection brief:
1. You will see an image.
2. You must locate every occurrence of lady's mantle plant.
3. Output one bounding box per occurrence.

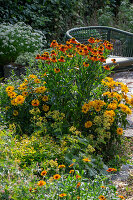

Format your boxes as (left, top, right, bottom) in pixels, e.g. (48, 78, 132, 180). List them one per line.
(0, 22, 47, 66)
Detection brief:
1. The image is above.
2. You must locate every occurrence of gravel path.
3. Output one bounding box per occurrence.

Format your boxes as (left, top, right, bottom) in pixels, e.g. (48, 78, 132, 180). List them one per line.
(111, 70, 133, 200)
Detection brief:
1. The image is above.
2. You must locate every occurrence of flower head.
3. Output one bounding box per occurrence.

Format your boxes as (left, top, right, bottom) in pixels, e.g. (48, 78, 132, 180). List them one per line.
(59, 193, 67, 197)
(41, 170, 47, 176)
(31, 99, 40, 106)
(82, 158, 91, 162)
(53, 174, 61, 180)
(58, 165, 65, 169)
(37, 180, 46, 186)
(117, 128, 123, 135)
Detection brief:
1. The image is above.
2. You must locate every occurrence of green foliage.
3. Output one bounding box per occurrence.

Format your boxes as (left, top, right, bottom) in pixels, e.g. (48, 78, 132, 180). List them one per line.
(0, 22, 46, 66)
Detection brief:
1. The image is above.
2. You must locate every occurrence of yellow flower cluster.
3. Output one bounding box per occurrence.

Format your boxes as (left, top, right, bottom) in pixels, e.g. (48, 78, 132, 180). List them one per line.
(82, 100, 106, 113)
(118, 104, 132, 115)
(5, 74, 50, 125)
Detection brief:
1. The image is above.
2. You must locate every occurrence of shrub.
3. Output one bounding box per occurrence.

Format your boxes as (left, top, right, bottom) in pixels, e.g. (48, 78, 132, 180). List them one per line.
(0, 22, 46, 66)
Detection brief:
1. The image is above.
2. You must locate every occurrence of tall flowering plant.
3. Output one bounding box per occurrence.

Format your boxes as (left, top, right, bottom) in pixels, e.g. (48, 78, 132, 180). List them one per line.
(35, 37, 114, 125)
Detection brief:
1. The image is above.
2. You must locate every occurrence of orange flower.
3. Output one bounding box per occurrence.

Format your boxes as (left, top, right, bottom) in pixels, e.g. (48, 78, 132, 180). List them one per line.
(37, 180, 46, 186)
(98, 195, 106, 200)
(50, 50, 57, 56)
(87, 44, 92, 50)
(101, 186, 106, 189)
(111, 58, 116, 63)
(77, 182, 81, 188)
(51, 56, 57, 63)
(69, 163, 74, 168)
(53, 174, 61, 180)
(106, 168, 117, 172)
(59, 45, 66, 53)
(54, 68, 60, 73)
(59, 193, 67, 197)
(118, 195, 125, 199)
(41, 170, 47, 176)
(83, 62, 89, 67)
(50, 40, 58, 47)
(117, 128, 123, 135)
(58, 165, 66, 169)
(70, 37, 77, 44)
(67, 53, 73, 58)
(58, 56, 65, 62)
(35, 54, 40, 59)
(31, 99, 40, 106)
(29, 187, 32, 192)
(92, 55, 99, 61)
(103, 65, 110, 70)
(76, 175, 81, 179)
(99, 56, 106, 62)
(88, 37, 95, 43)
(106, 43, 113, 50)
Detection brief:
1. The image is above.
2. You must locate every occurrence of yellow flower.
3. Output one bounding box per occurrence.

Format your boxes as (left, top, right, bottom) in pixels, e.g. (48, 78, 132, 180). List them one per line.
(22, 91, 28, 97)
(41, 170, 47, 176)
(104, 110, 115, 117)
(107, 103, 117, 110)
(15, 95, 25, 105)
(85, 121, 92, 128)
(31, 99, 40, 106)
(69, 170, 74, 174)
(18, 83, 27, 90)
(13, 110, 18, 116)
(6, 86, 14, 93)
(42, 105, 49, 112)
(117, 128, 123, 135)
(37, 180, 46, 186)
(59, 193, 67, 197)
(7, 92, 17, 98)
(34, 78, 41, 83)
(53, 174, 61, 180)
(42, 95, 48, 102)
(34, 86, 47, 93)
(11, 99, 18, 106)
(58, 165, 65, 169)
(28, 74, 37, 79)
(82, 158, 91, 162)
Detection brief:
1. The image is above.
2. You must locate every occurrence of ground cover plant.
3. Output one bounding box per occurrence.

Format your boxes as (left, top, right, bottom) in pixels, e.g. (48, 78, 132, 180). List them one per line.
(0, 36, 133, 199)
(0, 129, 125, 200)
